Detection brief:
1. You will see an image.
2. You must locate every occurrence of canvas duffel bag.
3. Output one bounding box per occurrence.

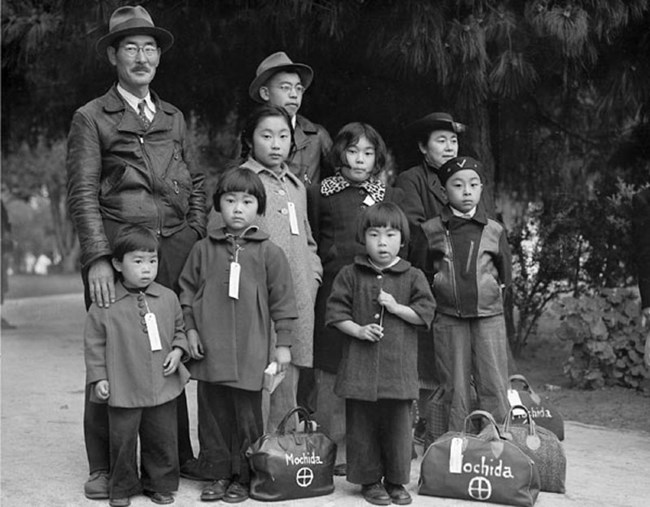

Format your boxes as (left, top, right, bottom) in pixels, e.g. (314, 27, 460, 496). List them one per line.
(508, 374, 565, 440)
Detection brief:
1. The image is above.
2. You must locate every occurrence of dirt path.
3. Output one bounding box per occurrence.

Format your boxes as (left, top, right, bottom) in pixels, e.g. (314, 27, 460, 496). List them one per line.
(2, 294, 649, 506)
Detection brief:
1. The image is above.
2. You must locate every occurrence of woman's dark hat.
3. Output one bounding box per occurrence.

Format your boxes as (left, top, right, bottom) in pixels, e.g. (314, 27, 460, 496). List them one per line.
(95, 5, 174, 57)
(249, 52, 314, 103)
(407, 112, 466, 135)
(439, 156, 484, 186)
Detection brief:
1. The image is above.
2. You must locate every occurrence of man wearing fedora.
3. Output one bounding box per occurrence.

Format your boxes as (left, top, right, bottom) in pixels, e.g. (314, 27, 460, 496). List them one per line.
(66, 5, 206, 500)
(249, 51, 332, 188)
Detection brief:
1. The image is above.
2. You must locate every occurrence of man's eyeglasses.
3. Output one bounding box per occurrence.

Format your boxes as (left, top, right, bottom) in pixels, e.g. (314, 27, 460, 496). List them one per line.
(274, 84, 305, 95)
(120, 44, 159, 58)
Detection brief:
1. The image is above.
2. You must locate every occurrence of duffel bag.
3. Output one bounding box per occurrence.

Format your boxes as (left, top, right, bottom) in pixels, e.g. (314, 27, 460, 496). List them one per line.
(502, 405, 567, 493)
(508, 374, 565, 440)
(246, 406, 336, 501)
(419, 410, 541, 507)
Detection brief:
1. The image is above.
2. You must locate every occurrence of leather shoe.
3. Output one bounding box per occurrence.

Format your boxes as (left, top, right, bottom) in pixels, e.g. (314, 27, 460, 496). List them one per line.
(109, 499, 130, 507)
(201, 478, 231, 502)
(84, 470, 109, 499)
(384, 481, 412, 505)
(361, 482, 391, 506)
(222, 481, 249, 503)
(143, 490, 174, 504)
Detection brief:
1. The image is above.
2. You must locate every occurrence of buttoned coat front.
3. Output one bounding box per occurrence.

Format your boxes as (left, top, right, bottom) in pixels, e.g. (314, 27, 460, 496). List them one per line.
(289, 115, 333, 187)
(178, 227, 298, 391)
(239, 157, 323, 368)
(326, 256, 435, 401)
(84, 281, 190, 408)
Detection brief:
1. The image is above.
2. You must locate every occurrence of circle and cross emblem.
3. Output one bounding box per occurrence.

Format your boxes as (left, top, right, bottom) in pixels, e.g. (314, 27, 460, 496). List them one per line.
(468, 476, 492, 500)
(296, 467, 314, 488)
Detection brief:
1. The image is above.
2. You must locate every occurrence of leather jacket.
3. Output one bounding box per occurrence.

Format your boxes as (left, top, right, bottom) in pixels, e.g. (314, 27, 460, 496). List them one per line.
(66, 85, 206, 268)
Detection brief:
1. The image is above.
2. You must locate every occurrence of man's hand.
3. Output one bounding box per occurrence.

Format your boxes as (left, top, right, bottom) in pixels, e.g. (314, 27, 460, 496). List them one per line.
(187, 329, 204, 360)
(88, 258, 115, 308)
(94, 380, 110, 401)
(163, 347, 183, 376)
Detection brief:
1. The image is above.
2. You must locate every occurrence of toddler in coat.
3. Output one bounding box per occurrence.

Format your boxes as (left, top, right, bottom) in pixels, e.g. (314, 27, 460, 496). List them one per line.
(326, 202, 435, 506)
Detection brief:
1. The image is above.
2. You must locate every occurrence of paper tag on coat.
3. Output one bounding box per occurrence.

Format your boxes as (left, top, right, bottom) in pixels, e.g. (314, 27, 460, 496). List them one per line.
(363, 195, 376, 207)
(144, 313, 162, 351)
(229, 262, 241, 299)
(449, 437, 464, 474)
(287, 202, 300, 235)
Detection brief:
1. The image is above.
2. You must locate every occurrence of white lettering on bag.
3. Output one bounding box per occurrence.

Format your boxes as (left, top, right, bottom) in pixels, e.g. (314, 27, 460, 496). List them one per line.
(461, 456, 514, 479)
(285, 451, 324, 466)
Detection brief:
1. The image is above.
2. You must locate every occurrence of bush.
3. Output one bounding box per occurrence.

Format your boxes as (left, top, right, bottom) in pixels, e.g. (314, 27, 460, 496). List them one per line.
(552, 288, 649, 391)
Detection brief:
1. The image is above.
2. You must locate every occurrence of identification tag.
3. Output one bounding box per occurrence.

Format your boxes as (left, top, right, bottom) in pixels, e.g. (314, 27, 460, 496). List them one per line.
(144, 312, 162, 351)
(229, 261, 241, 299)
(449, 437, 464, 474)
(363, 195, 376, 207)
(287, 202, 300, 235)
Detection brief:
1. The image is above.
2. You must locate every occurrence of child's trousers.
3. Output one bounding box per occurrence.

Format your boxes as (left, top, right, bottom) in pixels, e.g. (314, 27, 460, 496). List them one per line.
(434, 313, 509, 432)
(195, 382, 263, 484)
(107, 399, 179, 499)
(346, 398, 412, 486)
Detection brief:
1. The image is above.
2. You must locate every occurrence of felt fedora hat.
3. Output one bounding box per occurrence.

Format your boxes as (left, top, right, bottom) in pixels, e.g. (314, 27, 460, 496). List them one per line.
(95, 5, 174, 57)
(407, 112, 466, 135)
(249, 52, 314, 102)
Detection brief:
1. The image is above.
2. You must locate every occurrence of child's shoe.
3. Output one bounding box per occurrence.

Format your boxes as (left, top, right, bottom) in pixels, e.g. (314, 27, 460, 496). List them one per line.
(143, 490, 174, 504)
(361, 482, 391, 506)
(384, 481, 412, 505)
(109, 498, 130, 507)
(222, 481, 249, 503)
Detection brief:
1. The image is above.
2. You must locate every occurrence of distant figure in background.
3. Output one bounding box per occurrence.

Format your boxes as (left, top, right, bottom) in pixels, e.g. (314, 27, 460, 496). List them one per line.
(632, 186, 650, 367)
(1, 200, 16, 329)
(66, 5, 207, 500)
(249, 51, 332, 188)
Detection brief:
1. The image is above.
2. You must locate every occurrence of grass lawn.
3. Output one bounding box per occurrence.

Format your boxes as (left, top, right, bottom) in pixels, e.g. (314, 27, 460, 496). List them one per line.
(5, 273, 83, 299)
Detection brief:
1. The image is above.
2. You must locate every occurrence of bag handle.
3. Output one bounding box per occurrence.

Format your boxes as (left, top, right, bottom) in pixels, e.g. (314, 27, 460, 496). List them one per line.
(463, 410, 503, 440)
(276, 406, 313, 435)
(503, 404, 537, 437)
(509, 374, 533, 393)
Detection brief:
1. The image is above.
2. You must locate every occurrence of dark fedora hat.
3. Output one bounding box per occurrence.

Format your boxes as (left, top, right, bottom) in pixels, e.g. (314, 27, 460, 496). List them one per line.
(95, 5, 174, 57)
(407, 112, 466, 135)
(249, 52, 314, 103)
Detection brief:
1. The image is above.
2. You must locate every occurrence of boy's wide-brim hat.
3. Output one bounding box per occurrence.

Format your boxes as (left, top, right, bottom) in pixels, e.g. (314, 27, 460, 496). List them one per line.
(95, 5, 174, 57)
(439, 156, 484, 185)
(249, 51, 314, 102)
(407, 112, 466, 136)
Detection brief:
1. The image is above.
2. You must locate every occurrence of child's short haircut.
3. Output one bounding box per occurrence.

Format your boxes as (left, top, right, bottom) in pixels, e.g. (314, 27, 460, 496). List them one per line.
(328, 122, 388, 176)
(240, 104, 296, 161)
(357, 202, 410, 245)
(213, 167, 267, 215)
(112, 224, 159, 261)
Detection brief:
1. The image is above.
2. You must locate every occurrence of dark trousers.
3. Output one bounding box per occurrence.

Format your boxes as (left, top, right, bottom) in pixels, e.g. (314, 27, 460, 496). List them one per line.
(83, 224, 198, 473)
(108, 399, 179, 499)
(346, 398, 413, 486)
(195, 382, 263, 484)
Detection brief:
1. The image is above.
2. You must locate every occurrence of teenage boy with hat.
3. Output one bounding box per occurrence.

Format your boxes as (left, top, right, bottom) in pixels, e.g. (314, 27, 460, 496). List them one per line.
(66, 5, 207, 499)
(249, 51, 332, 187)
(420, 156, 511, 434)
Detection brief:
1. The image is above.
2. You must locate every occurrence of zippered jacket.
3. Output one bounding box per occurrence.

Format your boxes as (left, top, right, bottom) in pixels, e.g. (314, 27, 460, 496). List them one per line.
(66, 85, 207, 269)
(421, 206, 511, 318)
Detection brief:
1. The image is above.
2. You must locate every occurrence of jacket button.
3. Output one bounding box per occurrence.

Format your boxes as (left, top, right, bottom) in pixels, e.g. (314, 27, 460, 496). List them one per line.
(139, 310, 147, 317)
(281, 208, 288, 215)
(374, 313, 380, 319)
(278, 189, 286, 196)
(377, 275, 382, 279)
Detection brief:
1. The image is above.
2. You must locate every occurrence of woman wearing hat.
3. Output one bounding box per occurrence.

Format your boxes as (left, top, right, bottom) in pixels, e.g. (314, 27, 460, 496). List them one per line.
(395, 112, 495, 445)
